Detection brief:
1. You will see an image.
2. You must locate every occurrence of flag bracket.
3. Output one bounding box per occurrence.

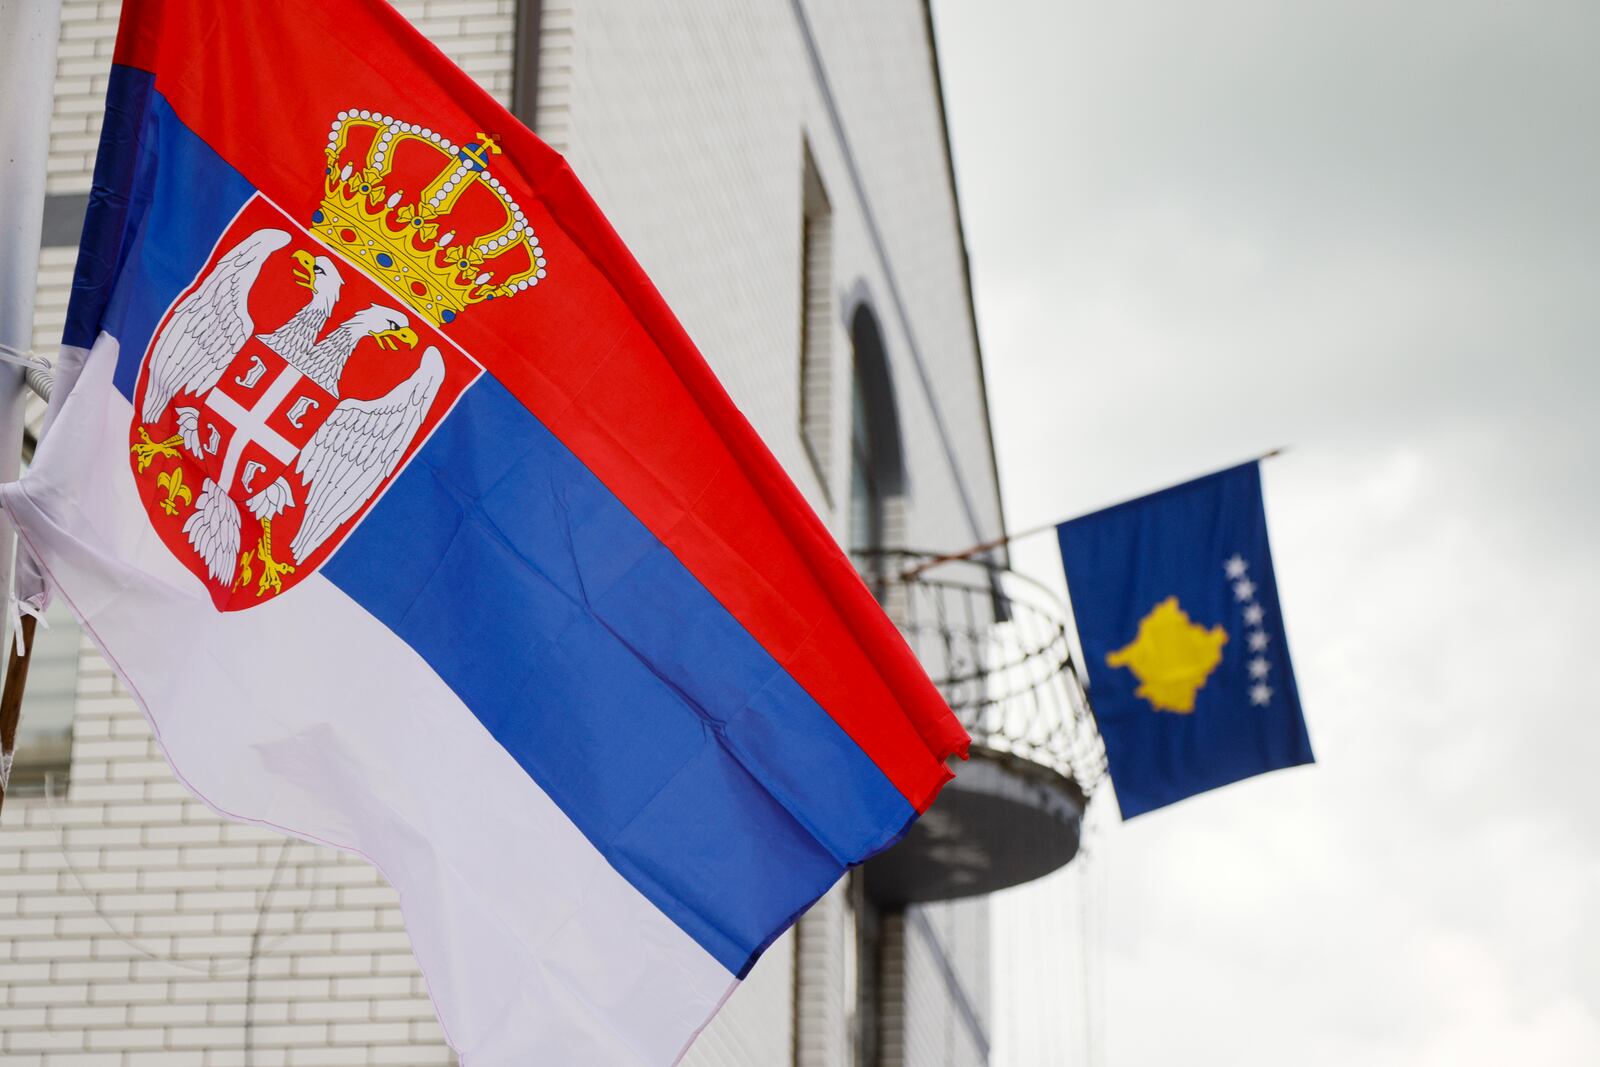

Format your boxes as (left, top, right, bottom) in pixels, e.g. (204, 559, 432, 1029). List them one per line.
(0, 342, 52, 372)
(901, 446, 1290, 581)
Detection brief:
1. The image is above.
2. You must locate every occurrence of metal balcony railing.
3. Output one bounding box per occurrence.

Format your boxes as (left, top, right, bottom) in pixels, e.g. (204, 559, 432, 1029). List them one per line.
(856, 549, 1107, 798)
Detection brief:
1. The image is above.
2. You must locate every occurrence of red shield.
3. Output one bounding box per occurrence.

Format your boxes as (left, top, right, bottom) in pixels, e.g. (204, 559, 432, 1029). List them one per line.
(130, 195, 479, 611)
(198, 343, 337, 497)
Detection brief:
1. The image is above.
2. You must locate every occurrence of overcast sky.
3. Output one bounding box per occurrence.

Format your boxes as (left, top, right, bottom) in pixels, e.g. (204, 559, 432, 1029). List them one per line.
(928, 2, 1599, 1064)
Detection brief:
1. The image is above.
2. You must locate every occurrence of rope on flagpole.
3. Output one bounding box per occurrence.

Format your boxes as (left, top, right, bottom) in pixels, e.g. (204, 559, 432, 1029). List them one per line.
(0, 612, 37, 813)
(0, 340, 52, 371)
(898, 446, 1289, 582)
(0, 343, 56, 403)
(0, 348, 50, 819)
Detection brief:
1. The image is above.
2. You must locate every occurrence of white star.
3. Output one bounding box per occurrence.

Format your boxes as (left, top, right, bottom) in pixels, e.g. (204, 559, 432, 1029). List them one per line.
(1233, 578, 1257, 602)
(1248, 657, 1271, 679)
(1223, 555, 1248, 580)
(1248, 630, 1270, 652)
(1250, 682, 1273, 706)
(1243, 603, 1265, 626)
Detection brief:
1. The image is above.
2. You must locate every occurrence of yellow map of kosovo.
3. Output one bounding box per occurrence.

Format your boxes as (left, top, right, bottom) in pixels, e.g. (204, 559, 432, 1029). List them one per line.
(1106, 596, 1228, 714)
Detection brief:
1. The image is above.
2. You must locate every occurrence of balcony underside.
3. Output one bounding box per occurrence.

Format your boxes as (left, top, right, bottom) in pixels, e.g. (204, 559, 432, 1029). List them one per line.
(864, 749, 1086, 905)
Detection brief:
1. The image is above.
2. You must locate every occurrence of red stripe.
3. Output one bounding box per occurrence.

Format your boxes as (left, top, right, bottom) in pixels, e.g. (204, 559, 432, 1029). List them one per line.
(113, 0, 968, 810)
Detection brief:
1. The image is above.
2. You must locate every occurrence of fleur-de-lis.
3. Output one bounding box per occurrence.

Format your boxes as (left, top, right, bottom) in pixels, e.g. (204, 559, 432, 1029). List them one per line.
(353, 167, 387, 204)
(156, 467, 193, 516)
(396, 203, 439, 243)
(443, 245, 484, 277)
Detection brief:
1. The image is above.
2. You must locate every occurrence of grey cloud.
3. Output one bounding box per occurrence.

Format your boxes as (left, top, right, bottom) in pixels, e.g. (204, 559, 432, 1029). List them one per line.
(930, 1, 1600, 1063)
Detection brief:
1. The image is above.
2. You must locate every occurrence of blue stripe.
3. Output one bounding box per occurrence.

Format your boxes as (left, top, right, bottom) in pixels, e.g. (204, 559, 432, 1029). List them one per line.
(323, 379, 917, 975)
(74, 69, 917, 977)
(67, 67, 254, 394)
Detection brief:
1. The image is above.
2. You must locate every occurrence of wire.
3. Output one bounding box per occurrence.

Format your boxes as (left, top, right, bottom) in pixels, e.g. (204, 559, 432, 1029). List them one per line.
(244, 836, 298, 1065)
(42, 773, 329, 976)
(1080, 801, 1110, 1067)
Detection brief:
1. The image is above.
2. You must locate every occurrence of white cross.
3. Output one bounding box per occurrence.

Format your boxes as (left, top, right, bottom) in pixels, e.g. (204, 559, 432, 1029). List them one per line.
(204, 366, 303, 494)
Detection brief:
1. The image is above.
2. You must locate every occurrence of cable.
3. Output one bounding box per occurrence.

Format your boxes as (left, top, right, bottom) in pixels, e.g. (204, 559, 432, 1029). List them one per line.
(42, 773, 329, 976)
(244, 836, 298, 1065)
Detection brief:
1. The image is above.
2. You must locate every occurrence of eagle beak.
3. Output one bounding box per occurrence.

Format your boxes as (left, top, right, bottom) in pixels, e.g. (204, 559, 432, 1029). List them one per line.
(370, 326, 419, 350)
(291, 250, 317, 291)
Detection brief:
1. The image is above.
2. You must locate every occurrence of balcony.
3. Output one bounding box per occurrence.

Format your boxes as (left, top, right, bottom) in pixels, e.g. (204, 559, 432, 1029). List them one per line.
(855, 551, 1106, 905)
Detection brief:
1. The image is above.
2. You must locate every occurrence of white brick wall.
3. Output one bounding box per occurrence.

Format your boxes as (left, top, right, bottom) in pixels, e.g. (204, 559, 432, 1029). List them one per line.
(0, 645, 452, 1067)
(533, 0, 576, 154)
(902, 902, 991, 1067)
(11, 1, 1002, 1064)
(793, 884, 852, 1067)
(45, 1, 118, 195)
(43, 0, 515, 196)
(387, 0, 517, 108)
(543, 0, 1003, 556)
(801, 0, 1002, 553)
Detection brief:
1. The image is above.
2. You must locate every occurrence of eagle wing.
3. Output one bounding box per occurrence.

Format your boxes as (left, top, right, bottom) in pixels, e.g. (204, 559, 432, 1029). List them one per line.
(289, 346, 445, 565)
(140, 228, 291, 423)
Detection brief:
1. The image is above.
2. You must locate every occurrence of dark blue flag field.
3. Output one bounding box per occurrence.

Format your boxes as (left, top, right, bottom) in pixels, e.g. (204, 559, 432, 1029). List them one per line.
(1058, 462, 1313, 818)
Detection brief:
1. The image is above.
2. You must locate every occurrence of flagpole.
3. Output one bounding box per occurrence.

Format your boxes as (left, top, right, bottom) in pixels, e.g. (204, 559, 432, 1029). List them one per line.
(0, 0, 64, 815)
(900, 446, 1287, 581)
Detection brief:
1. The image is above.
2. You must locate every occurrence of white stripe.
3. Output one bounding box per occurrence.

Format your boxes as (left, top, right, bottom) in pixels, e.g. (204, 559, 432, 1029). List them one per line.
(3, 333, 735, 1066)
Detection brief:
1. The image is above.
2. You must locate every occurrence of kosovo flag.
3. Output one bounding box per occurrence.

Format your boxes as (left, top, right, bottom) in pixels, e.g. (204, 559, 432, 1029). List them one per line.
(1058, 462, 1313, 818)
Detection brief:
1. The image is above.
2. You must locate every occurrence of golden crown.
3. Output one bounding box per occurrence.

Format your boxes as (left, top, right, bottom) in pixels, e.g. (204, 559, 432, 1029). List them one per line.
(315, 109, 547, 327)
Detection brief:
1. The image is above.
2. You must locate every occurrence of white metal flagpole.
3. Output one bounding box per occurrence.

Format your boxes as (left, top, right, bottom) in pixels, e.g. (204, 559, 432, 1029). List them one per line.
(0, 0, 65, 809)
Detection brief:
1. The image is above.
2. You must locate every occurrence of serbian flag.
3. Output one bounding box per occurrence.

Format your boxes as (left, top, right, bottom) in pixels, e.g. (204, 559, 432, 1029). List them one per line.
(1, 1, 967, 1062)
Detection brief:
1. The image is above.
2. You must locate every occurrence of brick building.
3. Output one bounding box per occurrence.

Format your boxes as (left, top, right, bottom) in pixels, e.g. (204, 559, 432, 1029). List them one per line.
(1, 3, 1087, 1065)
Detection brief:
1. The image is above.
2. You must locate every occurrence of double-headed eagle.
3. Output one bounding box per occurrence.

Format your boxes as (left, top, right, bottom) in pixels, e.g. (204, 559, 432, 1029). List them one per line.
(136, 227, 444, 594)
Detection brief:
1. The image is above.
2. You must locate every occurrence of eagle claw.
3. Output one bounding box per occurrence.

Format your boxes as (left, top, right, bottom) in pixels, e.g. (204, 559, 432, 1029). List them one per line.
(252, 518, 296, 598)
(131, 427, 184, 473)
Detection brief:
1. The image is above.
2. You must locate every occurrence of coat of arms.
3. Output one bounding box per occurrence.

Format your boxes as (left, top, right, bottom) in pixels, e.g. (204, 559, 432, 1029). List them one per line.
(129, 111, 546, 609)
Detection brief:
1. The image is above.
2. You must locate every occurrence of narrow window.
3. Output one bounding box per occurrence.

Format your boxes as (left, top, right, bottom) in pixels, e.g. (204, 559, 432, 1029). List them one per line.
(848, 304, 905, 600)
(7, 599, 81, 796)
(798, 145, 833, 500)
